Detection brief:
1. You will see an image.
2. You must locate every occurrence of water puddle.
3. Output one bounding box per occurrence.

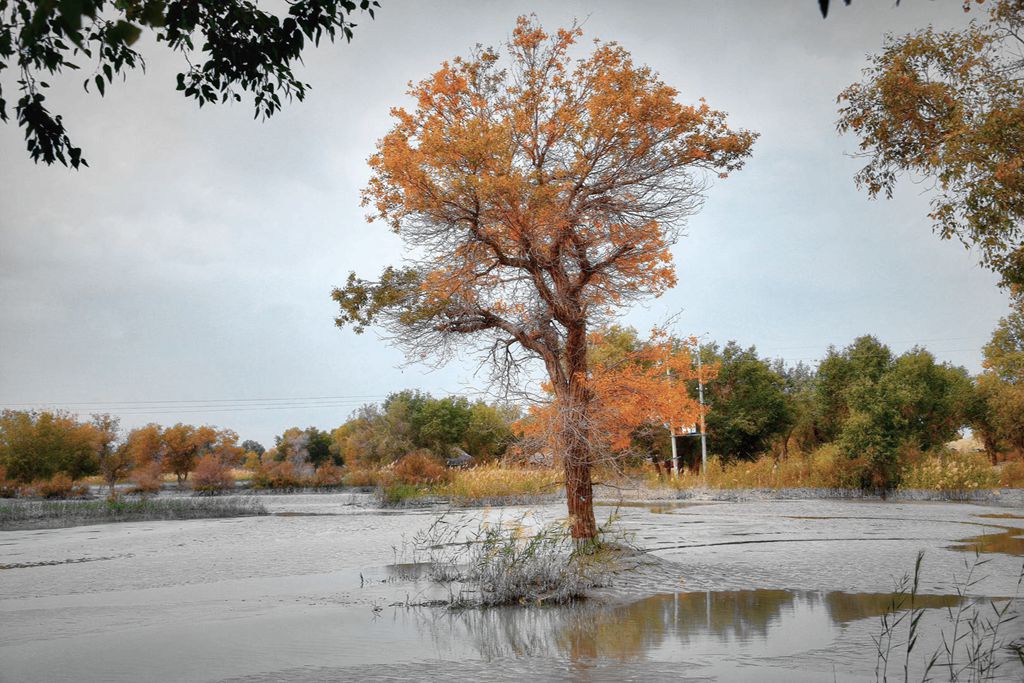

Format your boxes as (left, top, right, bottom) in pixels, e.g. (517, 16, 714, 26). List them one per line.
(949, 527, 1024, 556)
(597, 501, 713, 514)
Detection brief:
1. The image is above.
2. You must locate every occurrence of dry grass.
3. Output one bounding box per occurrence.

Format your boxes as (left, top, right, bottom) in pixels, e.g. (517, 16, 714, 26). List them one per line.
(0, 496, 267, 530)
(439, 464, 562, 503)
(341, 467, 386, 488)
(651, 446, 856, 490)
(900, 451, 999, 493)
(644, 446, 1015, 493)
(999, 460, 1024, 488)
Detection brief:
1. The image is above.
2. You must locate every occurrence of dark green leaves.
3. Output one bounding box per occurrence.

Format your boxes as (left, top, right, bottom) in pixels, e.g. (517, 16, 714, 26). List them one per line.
(331, 266, 422, 334)
(1, 0, 380, 168)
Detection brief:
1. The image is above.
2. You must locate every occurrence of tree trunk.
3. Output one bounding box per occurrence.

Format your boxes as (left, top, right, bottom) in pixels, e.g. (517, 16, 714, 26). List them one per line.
(559, 323, 598, 542)
(564, 436, 598, 541)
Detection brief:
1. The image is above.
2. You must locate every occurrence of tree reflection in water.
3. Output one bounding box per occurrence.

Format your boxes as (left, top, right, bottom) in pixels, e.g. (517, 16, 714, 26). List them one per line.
(418, 589, 964, 663)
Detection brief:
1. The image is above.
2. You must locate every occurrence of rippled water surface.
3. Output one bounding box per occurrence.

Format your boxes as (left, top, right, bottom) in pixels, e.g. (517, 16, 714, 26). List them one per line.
(1, 494, 1022, 681)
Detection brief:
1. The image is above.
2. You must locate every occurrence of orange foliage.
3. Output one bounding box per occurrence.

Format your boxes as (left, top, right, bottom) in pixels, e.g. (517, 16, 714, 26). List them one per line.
(129, 461, 163, 494)
(522, 329, 715, 453)
(191, 455, 235, 493)
(393, 450, 449, 485)
(312, 463, 346, 487)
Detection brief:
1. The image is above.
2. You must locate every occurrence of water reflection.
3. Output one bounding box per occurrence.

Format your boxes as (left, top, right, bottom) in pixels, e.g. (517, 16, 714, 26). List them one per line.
(950, 527, 1024, 556)
(595, 501, 710, 514)
(422, 589, 963, 664)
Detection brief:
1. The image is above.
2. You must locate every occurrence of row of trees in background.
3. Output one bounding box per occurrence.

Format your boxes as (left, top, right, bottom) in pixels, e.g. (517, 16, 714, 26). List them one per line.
(2, 296, 1021, 495)
(588, 296, 1024, 489)
(0, 391, 520, 495)
(331, 391, 517, 468)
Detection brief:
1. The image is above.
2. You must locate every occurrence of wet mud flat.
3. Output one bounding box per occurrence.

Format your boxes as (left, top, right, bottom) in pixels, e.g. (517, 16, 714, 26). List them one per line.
(1, 494, 1022, 682)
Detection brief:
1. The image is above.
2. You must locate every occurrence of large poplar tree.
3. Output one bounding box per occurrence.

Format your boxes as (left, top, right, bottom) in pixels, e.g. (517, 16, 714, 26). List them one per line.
(333, 17, 755, 539)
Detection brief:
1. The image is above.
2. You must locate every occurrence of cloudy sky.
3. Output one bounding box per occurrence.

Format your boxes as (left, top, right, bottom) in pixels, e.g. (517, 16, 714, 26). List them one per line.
(0, 1, 1012, 447)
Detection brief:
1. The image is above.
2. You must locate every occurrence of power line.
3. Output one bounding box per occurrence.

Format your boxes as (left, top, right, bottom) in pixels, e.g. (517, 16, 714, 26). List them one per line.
(0, 394, 388, 409)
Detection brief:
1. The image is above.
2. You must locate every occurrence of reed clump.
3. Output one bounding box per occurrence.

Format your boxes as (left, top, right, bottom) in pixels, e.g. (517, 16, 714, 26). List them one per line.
(440, 464, 562, 503)
(410, 513, 617, 606)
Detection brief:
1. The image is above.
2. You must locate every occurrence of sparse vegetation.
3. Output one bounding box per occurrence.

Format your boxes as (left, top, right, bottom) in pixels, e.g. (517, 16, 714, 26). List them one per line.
(0, 496, 267, 530)
(408, 514, 619, 606)
(873, 551, 1024, 682)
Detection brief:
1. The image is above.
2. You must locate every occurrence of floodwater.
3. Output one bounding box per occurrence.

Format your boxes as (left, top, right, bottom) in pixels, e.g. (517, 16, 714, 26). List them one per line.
(1, 494, 1022, 682)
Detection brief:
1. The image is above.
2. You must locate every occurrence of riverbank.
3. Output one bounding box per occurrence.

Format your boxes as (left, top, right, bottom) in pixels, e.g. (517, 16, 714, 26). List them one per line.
(0, 496, 268, 531)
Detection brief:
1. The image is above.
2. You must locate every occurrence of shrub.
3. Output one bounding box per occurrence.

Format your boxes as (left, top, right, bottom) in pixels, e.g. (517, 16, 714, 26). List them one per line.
(411, 514, 614, 606)
(251, 461, 307, 489)
(312, 463, 345, 487)
(0, 466, 17, 498)
(901, 450, 999, 492)
(382, 482, 428, 505)
(35, 474, 85, 499)
(999, 459, 1024, 488)
(190, 455, 235, 493)
(393, 450, 449, 485)
(129, 461, 163, 494)
(342, 467, 385, 488)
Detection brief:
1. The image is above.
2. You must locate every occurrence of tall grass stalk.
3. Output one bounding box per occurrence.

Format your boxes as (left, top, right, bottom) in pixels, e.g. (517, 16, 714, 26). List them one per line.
(873, 552, 1023, 682)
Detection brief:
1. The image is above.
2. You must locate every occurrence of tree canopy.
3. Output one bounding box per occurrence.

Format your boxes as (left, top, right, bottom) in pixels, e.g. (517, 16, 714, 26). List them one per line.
(838, 0, 1024, 287)
(1, 0, 378, 168)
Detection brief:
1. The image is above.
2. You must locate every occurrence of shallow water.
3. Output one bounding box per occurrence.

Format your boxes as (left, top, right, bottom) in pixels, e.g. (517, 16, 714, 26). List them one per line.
(1, 494, 1022, 681)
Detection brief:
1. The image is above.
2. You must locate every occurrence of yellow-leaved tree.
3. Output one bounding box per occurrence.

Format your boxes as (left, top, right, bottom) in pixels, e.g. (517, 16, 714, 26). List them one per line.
(333, 17, 755, 539)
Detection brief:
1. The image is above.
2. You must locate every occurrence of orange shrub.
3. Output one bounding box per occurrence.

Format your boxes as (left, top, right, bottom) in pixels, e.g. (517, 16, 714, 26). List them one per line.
(342, 467, 386, 488)
(393, 450, 449, 485)
(130, 461, 163, 494)
(35, 473, 83, 499)
(312, 463, 345, 487)
(191, 455, 235, 493)
(252, 461, 307, 489)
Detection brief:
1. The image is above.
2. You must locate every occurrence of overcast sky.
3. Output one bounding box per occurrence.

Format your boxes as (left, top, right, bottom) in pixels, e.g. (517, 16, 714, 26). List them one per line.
(0, 1, 1012, 447)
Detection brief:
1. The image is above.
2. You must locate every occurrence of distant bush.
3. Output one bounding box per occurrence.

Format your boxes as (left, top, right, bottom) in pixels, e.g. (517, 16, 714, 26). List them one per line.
(901, 450, 999, 492)
(0, 466, 17, 498)
(312, 463, 345, 487)
(190, 455, 235, 493)
(393, 450, 449, 485)
(999, 459, 1024, 488)
(33, 474, 88, 499)
(341, 467, 385, 488)
(129, 461, 163, 494)
(381, 482, 429, 505)
(252, 461, 306, 489)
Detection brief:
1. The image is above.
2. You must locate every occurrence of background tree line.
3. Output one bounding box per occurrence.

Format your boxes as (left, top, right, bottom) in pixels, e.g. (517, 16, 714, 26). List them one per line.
(2, 295, 1021, 495)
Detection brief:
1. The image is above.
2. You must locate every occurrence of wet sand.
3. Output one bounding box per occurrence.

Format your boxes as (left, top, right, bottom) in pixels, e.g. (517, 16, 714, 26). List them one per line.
(1, 494, 1022, 682)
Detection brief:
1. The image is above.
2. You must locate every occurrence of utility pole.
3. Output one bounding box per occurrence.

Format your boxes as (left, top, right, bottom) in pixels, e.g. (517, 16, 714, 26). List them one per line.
(668, 366, 679, 477)
(696, 347, 708, 477)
